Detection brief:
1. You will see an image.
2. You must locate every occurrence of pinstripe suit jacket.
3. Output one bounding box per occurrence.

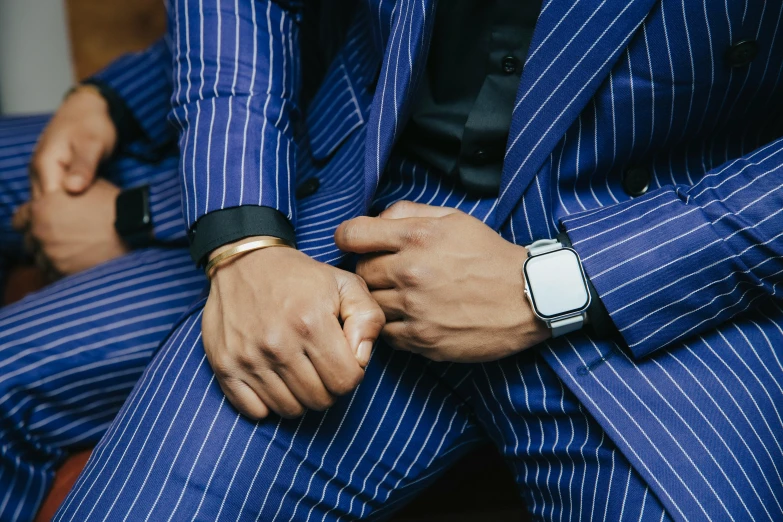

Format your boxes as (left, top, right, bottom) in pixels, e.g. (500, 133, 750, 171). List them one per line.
(103, 0, 783, 519)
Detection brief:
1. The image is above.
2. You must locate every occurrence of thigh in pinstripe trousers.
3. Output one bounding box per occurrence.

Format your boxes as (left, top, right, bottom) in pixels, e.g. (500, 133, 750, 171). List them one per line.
(53, 301, 673, 521)
(0, 115, 51, 286)
(52, 155, 673, 521)
(0, 115, 206, 521)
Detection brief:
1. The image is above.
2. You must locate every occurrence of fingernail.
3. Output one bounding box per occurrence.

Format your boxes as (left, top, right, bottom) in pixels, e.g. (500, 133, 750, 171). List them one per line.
(358, 340, 373, 366)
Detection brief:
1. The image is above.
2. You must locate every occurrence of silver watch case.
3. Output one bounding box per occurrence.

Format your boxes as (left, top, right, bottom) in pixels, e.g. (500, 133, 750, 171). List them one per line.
(523, 246, 591, 327)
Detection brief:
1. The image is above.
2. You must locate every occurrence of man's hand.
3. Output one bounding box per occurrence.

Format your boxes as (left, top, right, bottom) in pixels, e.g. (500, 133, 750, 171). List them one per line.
(335, 201, 550, 363)
(30, 85, 117, 197)
(12, 179, 129, 277)
(203, 242, 385, 420)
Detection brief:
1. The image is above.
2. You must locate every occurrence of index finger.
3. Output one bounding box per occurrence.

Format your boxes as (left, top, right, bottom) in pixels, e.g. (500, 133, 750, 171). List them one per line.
(335, 216, 424, 254)
(30, 145, 68, 195)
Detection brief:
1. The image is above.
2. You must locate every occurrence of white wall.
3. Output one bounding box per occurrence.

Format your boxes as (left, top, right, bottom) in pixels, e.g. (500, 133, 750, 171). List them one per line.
(0, 0, 74, 115)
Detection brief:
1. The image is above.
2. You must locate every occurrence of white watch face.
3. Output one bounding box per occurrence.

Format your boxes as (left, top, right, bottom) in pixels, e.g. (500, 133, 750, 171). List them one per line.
(524, 248, 590, 319)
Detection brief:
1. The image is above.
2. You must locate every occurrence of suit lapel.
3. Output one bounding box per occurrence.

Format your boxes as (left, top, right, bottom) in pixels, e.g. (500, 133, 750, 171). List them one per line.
(364, 0, 436, 209)
(490, 0, 658, 228)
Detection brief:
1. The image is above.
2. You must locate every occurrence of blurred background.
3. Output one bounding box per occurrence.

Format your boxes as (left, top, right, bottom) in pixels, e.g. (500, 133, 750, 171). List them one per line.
(0, 0, 164, 115)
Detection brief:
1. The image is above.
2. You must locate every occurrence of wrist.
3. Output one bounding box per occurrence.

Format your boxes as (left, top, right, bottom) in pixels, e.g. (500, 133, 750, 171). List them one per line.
(522, 238, 591, 339)
(114, 185, 153, 249)
(508, 244, 550, 348)
(66, 84, 118, 154)
(207, 236, 298, 280)
(207, 236, 292, 261)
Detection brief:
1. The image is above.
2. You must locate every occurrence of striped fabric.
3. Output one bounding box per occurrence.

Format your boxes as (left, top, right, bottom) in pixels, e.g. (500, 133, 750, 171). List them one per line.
(167, 0, 301, 232)
(4, 0, 775, 520)
(0, 114, 206, 520)
(90, 39, 176, 152)
(54, 158, 672, 522)
(0, 115, 187, 246)
(0, 247, 204, 522)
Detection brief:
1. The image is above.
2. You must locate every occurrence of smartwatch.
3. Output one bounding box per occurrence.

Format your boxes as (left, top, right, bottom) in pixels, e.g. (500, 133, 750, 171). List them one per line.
(115, 185, 154, 249)
(523, 239, 591, 338)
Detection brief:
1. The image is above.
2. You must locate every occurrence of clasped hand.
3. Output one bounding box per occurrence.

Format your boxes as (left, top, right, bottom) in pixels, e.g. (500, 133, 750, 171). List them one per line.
(12, 85, 126, 278)
(336, 201, 550, 362)
(207, 202, 550, 421)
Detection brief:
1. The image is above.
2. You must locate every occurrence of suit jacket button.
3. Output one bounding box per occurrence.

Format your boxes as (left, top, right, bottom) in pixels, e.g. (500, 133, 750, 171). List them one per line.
(501, 55, 519, 75)
(725, 40, 758, 68)
(296, 177, 320, 199)
(622, 166, 650, 197)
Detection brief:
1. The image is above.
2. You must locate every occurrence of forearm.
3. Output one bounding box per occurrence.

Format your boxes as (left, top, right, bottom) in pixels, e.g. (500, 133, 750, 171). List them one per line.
(148, 163, 187, 244)
(561, 138, 783, 357)
(167, 0, 301, 263)
(88, 39, 175, 151)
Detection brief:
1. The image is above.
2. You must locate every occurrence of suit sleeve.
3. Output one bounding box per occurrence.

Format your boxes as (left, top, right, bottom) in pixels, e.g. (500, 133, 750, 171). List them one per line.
(147, 156, 187, 244)
(89, 39, 175, 149)
(166, 0, 301, 252)
(560, 138, 783, 358)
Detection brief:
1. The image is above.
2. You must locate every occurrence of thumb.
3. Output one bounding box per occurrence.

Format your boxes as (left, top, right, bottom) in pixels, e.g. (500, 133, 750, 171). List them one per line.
(336, 273, 386, 367)
(12, 202, 31, 232)
(65, 139, 102, 193)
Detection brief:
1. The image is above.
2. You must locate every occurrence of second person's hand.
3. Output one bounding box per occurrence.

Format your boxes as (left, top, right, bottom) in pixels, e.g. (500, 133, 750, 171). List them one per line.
(12, 178, 129, 278)
(29, 85, 117, 197)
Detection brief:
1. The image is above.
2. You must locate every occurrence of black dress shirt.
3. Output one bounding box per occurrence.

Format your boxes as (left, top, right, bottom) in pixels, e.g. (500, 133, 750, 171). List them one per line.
(398, 0, 541, 196)
(189, 0, 541, 264)
(184, 1, 614, 339)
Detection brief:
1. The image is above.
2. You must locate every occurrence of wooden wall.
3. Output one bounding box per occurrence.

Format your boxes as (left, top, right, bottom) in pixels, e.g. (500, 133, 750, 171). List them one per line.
(65, 0, 166, 80)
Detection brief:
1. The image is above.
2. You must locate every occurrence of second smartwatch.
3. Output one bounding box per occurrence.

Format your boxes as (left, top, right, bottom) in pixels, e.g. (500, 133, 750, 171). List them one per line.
(115, 185, 154, 249)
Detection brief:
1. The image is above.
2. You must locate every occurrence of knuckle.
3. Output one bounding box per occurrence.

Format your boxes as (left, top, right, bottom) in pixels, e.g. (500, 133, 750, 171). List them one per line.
(235, 348, 259, 371)
(311, 394, 336, 411)
(427, 350, 446, 362)
(338, 220, 360, 245)
(291, 313, 318, 340)
(399, 265, 427, 287)
(407, 321, 437, 347)
(405, 221, 436, 246)
(354, 257, 369, 279)
(400, 291, 420, 314)
(368, 306, 386, 326)
(259, 342, 287, 366)
(279, 403, 305, 419)
(331, 372, 361, 396)
(347, 272, 371, 292)
(209, 355, 234, 380)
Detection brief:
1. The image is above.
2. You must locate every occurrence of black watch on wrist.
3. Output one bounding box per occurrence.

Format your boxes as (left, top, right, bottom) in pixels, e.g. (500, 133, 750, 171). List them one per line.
(115, 185, 154, 249)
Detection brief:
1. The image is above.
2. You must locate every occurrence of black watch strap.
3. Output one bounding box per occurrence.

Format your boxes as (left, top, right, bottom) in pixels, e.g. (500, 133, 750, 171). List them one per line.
(115, 185, 154, 249)
(557, 232, 617, 339)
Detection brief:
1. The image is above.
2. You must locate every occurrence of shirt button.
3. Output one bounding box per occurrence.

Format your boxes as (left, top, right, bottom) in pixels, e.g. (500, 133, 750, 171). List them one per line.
(501, 55, 518, 75)
(725, 40, 758, 68)
(622, 166, 650, 197)
(295, 177, 320, 199)
(472, 149, 489, 164)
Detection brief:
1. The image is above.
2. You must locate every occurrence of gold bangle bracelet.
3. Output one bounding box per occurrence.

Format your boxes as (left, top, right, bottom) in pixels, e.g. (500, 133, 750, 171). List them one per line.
(205, 238, 295, 279)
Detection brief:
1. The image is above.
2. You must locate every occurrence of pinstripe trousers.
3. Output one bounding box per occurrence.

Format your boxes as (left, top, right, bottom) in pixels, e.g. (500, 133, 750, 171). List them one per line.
(53, 148, 672, 521)
(0, 115, 205, 521)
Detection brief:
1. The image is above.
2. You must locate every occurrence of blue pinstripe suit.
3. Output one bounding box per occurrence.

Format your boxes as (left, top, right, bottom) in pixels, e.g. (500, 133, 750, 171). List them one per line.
(0, 52, 207, 519)
(16, 0, 783, 520)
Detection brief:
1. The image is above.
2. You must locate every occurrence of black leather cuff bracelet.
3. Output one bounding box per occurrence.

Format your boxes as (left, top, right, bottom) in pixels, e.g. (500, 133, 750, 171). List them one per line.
(187, 206, 296, 267)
